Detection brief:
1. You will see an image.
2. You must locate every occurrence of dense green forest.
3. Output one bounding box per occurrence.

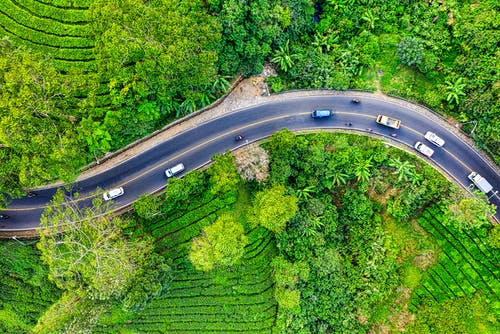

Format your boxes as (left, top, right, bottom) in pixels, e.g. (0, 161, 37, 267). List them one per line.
(1, 132, 498, 333)
(0, 0, 499, 332)
(0, 0, 498, 206)
(269, 0, 499, 160)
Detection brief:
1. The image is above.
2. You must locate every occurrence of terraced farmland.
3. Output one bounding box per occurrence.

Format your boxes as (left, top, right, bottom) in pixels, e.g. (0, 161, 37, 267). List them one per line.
(95, 188, 277, 333)
(412, 206, 500, 312)
(0, 0, 95, 72)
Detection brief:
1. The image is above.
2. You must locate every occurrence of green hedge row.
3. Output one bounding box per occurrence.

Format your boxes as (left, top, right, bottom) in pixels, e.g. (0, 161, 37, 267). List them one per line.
(413, 207, 500, 308)
(428, 212, 498, 274)
(147, 191, 218, 233)
(155, 215, 216, 252)
(120, 319, 275, 333)
(0, 1, 90, 36)
(467, 229, 499, 263)
(35, 0, 91, 9)
(14, 0, 89, 24)
(153, 287, 274, 307)
(136, 303, 276, 319)
(166, 279, 274, 299)
(151, 198, 221, 238)
(243, 228, 271, 251)
(0, 14, 93, 49)
(427, 267, 462, 298)
(0, 26, 95, 74)
(171, 266, 273, 285)
(95, 217, 277, 333)
(0, 241, 61, 333)
(0, 24, 94, 58)
(422, 213, 500, 297)
(51, 58, 96, 72)
(243, 234, 275, 261)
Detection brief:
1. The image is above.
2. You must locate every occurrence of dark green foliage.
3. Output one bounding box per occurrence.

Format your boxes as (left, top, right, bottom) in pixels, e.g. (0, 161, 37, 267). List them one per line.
(0, 240, 61, 333)
(273, 0, 499, 162)
(267, 132, 429, 332)
(212, 0, 305, 75)
(0, 0, 234, 201)
(397, 37, 424, 67)
(0, 38, 87, 206)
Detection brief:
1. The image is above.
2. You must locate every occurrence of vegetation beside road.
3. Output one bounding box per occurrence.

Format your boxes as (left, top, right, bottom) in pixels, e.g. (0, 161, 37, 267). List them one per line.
(268, 0, 499, 162)
(1, 0, 497, 206)
(0, 0, 498, 332)
(1, 132, 498, 333)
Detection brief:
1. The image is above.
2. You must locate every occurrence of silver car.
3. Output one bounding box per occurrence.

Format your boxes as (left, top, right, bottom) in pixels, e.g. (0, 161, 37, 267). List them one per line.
(424, 131, 445, 147)
(414, 142, 434, 158)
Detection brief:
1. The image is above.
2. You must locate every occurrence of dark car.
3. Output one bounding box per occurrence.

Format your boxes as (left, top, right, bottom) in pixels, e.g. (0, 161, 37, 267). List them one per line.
(351, 98, 360, 103)
(311, 109, 333, 119)
(0, 214, 9, 220)
(235, 134, 245, 141)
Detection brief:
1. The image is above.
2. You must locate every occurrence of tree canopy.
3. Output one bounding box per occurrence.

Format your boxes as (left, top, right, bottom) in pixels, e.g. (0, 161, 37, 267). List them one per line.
(189, 214, 248, 272)
(250, 184, 298, 233)
(38, 190, 169, 305)
(0, 38, 85, 206)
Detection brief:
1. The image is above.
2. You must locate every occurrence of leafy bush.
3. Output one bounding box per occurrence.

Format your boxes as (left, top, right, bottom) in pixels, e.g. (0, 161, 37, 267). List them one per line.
(397, 37, 424, 67)
(189, 214, 248, 271)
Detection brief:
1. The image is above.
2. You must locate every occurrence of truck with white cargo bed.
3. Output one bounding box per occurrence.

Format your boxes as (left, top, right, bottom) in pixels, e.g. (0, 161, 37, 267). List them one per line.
(468, 172, 493, 193)
(376, 115, 401, 129)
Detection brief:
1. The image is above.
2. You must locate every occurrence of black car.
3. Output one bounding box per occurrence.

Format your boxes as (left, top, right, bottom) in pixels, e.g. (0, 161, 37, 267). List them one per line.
(235, 134, 245, 141)
(0, 214, 9, 220)
(351, 98, 360, 103)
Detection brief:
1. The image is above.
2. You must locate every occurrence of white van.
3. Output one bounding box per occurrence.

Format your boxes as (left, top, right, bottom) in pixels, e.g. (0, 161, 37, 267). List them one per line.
(103, 187, 124, 201)
(165, 163, 185, 178)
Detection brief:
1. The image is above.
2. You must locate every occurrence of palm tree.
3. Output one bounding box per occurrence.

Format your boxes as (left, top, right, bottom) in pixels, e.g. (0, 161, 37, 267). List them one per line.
(445, 77, 466, 106)
(389, 158, 417, 183)
(296, 185, 316, 201)
(199, 91, 213, 108)
(161, 97, 180, 116)
(212, 76, 231, 95)
(271, 40, 297, 73)
(312, 32, 338, 53)
(177, 98, 196, 117)
(300, 218, 324, 238)
(361, 9, 379, 30)
(325, 169, 349, 189)
(409, 172, 423, 185)
(354, 158, 372, 183)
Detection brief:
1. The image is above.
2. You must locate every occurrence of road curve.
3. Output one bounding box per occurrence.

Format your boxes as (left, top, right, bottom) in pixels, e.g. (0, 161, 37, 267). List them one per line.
(1, 94, 499, 232)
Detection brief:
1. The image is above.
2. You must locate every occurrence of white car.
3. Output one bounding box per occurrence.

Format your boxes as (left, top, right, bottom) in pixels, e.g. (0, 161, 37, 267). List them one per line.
(424, 131, 445, 147)
(414, 142, 434, 158)
(165, 163, 185, 178)
(103, 187, 124, 201)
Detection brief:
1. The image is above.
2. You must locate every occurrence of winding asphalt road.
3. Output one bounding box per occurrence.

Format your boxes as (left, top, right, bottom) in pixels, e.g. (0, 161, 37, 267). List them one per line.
(1, 95, 499, 232)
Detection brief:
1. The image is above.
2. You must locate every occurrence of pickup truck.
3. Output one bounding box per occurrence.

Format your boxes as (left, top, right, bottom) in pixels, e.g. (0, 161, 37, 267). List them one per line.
(376, 115, 401, 129)
(468, 172, 493, 193)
